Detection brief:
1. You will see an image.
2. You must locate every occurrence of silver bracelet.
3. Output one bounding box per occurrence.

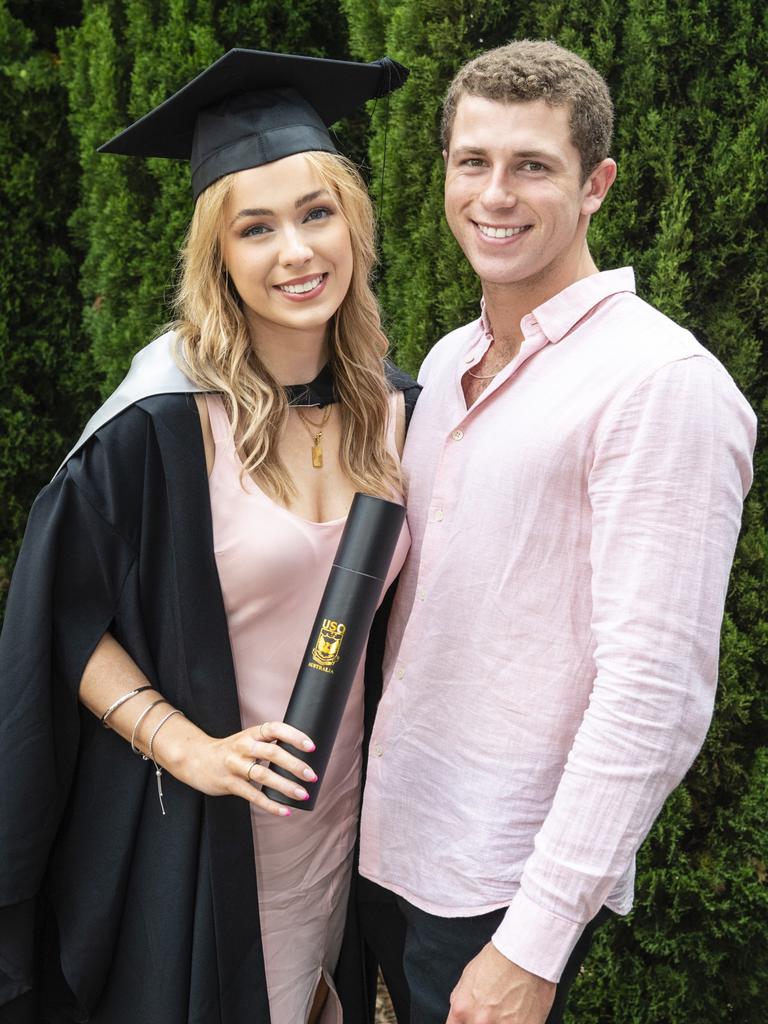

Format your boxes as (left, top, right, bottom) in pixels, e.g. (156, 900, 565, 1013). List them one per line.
(145, 709, 185, 816)
(99, 684, 152, 727)
(130, 698, 168, 755)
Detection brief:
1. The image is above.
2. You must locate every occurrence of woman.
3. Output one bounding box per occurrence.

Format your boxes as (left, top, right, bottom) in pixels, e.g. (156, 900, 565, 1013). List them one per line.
(0, 50, 416, 1024)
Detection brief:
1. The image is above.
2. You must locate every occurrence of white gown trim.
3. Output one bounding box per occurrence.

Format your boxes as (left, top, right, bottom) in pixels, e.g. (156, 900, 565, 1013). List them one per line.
(55, 331, 205, 478)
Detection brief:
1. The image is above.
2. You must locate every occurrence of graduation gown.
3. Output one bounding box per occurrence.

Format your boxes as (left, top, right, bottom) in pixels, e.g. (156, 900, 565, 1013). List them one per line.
(0, 373, 418, 1024)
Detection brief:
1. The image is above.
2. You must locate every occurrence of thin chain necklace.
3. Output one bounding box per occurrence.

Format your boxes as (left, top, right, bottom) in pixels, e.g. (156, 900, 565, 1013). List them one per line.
(295, 405, 333, 468)
(465, 365, 499, 380)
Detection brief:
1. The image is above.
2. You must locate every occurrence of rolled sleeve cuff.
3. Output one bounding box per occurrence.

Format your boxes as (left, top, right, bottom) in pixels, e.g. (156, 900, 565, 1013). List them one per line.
(491, 889, 585, 983)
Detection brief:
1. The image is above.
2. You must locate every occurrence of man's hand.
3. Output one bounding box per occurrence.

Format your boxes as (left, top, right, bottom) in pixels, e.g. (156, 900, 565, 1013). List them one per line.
(446, 942, 556, 1023)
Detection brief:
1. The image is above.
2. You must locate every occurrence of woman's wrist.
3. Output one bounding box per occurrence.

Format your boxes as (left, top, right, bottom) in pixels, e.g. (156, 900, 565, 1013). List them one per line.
(149, 712, 210, 778)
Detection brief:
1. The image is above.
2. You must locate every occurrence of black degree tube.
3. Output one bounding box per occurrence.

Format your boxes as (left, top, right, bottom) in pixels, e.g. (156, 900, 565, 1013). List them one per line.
(262, 493, 406, 811)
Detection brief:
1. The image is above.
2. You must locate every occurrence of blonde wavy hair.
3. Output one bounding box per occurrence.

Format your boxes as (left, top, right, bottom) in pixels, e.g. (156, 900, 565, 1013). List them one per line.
(172, 151, 400, 503)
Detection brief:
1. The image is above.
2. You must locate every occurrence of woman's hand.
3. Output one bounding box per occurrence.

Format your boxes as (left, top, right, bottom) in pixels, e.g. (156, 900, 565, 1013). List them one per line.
(154, 717, 318, 817)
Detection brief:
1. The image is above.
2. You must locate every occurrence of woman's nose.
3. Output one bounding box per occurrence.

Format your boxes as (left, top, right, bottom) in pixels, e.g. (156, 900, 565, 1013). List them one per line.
(279, 227, 314, 267)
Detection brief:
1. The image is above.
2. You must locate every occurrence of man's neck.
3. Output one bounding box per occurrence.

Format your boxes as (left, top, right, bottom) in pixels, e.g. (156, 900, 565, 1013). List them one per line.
(481, 252, 601, 359)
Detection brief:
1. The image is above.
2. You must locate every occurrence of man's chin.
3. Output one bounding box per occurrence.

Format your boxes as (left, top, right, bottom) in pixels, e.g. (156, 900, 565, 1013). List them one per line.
(474, 268, 531, 289)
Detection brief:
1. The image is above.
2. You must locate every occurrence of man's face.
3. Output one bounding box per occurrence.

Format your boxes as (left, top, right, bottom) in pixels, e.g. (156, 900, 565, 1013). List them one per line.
(444, 95, 606, 296)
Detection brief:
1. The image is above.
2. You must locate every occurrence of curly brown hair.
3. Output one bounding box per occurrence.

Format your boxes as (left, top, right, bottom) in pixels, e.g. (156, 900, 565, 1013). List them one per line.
(441, 40, 614, 182)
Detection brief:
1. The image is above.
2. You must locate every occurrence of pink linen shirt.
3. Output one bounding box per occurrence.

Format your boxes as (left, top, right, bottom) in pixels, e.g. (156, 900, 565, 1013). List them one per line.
(359, 268, 756, 982)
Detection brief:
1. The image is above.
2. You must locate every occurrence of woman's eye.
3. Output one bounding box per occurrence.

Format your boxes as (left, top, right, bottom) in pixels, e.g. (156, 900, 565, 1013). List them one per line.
(304, 206, 333, 222)
(241, 223, 270, 238)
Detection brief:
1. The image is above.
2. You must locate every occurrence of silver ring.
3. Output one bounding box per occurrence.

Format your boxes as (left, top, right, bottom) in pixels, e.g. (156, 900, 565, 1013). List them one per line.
(247, 760, 259, 784)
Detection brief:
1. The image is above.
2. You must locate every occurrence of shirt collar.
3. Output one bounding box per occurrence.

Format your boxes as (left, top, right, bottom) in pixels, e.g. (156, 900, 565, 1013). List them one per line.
(478, 299, 493, 339)
(479, 267, 636, 345)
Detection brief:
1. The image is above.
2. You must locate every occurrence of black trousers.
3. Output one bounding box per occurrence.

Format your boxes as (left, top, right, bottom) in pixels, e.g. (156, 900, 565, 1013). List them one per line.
(397, 897, 611, 1024)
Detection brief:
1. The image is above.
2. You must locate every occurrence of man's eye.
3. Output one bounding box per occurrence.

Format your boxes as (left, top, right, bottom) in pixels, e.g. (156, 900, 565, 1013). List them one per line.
(461, 158, 486, 168)
(522, 161, 546, 172)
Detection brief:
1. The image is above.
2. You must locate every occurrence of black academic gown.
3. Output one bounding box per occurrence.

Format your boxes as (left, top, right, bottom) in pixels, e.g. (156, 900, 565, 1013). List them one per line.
(0, 372, 418, 1024)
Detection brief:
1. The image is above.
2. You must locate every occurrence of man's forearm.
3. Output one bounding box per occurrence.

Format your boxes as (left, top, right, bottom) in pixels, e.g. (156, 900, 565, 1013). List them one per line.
(493, 356, 754, 980)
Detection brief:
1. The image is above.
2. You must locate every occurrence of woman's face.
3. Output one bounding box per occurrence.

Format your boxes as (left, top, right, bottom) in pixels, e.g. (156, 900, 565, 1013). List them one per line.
(220, 154, 354, 342)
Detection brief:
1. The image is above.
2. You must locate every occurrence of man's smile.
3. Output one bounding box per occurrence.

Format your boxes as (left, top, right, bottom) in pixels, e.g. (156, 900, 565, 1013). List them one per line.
(473, 221, 533, 241)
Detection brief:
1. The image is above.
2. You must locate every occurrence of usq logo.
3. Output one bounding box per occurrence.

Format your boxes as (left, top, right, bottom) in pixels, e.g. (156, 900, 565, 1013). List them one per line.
(311, 619, 347, 667)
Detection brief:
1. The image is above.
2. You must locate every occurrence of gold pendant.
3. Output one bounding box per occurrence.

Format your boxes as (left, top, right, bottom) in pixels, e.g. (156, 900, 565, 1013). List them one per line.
(311, 434, 323, 469)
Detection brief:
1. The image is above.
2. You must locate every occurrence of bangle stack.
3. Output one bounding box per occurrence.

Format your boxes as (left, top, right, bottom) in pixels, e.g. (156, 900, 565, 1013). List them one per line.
(100, 687, 185, 816)
(145, 709, 185, 816)
(99, 684, 152, 727)
(130, 698, 169, 754)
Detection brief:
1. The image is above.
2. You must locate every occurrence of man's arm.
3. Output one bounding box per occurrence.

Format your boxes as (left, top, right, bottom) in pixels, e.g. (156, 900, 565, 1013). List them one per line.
(449, 355, 756, 1021)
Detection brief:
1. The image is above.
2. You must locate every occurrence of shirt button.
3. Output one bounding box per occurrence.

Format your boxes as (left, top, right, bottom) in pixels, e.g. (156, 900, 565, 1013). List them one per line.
(464, 355, 474, 364)
(417, 587, 426, 602)
(372, 743, 384, 757)
(395, 665, 405, 679)
(452, 429, 464, 441)
(433, 508, 444, 522)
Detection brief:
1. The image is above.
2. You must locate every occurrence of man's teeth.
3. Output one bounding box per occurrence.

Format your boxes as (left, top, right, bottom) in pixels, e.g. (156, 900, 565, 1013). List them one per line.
(477, 224, 529, 238)
(279, 275, 324, 294)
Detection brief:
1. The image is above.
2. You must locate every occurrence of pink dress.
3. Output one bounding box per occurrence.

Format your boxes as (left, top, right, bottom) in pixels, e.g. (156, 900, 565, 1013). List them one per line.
(205, 394, 409, 1024)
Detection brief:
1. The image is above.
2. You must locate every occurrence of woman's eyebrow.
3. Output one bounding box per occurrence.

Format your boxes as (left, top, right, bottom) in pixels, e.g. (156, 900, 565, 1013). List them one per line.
(294, 188, 329, 208)
(230, 190, 331, 227)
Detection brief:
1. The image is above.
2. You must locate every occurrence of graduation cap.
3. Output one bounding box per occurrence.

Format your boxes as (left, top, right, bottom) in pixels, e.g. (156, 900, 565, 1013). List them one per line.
(99, 49, 409, 199)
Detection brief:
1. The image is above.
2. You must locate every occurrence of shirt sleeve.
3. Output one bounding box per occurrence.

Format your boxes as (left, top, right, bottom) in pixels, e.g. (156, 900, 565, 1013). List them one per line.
(492, 355, 756, 981)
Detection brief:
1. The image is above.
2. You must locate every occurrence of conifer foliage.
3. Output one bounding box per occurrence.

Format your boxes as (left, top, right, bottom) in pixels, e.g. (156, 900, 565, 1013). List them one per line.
(0, 0, 91, 614)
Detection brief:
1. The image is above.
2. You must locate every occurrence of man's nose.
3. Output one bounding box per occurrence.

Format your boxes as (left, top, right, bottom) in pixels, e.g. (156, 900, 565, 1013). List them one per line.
(479, 168, 517, 210)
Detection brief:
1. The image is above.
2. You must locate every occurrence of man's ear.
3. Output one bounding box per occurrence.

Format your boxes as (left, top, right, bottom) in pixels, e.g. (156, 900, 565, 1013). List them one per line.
(581, 158, 617, 215)
(442, 148, 448, 166)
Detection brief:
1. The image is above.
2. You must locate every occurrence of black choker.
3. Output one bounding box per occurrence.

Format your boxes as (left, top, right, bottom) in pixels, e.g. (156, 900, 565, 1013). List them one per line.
(284, 363, 338, 408)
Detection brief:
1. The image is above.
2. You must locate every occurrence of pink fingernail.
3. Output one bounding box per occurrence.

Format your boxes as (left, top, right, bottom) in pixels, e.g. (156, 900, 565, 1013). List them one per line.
(280, 807, 292, 816)
(302, 739, 316, 751)
(303, 769, 317, 782)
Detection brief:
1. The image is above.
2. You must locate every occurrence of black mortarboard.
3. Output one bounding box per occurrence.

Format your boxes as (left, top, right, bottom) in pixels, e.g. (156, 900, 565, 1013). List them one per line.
(98, 49, 409, 200)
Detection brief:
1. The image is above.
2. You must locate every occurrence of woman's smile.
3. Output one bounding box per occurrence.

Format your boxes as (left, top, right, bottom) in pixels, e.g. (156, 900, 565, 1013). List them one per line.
(274, 272, 329, 300)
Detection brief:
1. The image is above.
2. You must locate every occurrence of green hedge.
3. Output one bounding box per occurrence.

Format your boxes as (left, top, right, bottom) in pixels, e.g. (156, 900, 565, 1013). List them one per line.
(0, 0, 93, 612)
(2, 1, 766, 1019)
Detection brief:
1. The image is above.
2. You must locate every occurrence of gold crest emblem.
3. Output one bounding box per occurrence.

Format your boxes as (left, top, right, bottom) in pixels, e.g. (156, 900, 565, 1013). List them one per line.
(311, 618, 346, 667)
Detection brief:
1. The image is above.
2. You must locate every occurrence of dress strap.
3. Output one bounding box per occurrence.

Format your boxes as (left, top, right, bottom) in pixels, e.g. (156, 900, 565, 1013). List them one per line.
(204, 393, 235, 449)
(386, 390, 401, 452)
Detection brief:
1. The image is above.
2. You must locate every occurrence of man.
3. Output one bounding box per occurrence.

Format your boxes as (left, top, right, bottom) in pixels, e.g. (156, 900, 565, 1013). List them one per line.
(359, 40, 756, 1024)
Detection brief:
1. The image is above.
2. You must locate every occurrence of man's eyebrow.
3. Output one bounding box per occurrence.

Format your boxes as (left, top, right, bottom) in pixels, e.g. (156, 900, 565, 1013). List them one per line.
(515, 149, 562, 164)
(451, 146, 488, 157)
(450, 145, 562, 164)
(229, 189, 331, 227)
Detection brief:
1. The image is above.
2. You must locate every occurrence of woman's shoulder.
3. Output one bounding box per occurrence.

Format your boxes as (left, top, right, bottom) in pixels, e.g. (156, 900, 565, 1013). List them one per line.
(54, 394, 203, 526)
(384, 360, 420, 429)
(65, 394, 198, 470)
(384, 360, 418, 393)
